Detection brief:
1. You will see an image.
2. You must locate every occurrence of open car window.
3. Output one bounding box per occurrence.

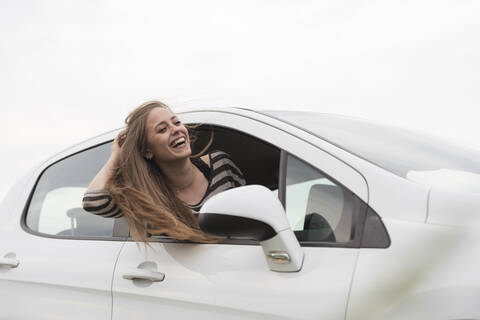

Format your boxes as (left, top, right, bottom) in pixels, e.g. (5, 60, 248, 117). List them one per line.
(189, 124, 281, 191)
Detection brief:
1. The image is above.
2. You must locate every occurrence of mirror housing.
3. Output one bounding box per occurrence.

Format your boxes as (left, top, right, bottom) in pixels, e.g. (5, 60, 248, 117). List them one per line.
(199, 185, 304, 272)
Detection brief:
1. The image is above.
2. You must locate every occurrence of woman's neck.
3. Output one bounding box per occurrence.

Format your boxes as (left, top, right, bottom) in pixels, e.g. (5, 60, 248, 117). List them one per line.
(158, 158, 196, 192)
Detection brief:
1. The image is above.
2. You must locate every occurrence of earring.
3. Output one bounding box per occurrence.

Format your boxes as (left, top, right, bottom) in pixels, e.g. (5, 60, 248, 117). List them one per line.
(145, 153, 152, 160)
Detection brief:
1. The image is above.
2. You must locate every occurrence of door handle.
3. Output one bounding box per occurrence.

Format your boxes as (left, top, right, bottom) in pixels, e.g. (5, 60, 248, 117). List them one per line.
(122, 269, 165, 282)
(0, 257, 20, 268)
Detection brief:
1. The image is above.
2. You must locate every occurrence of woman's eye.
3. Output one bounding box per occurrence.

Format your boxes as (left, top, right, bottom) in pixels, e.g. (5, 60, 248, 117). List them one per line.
(175, 121, 181, 125)
(157, 128, 167, 133)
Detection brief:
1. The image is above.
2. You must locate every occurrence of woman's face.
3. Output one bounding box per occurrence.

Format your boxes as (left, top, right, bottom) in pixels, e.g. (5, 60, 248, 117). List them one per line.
(145, 107, 191, 162)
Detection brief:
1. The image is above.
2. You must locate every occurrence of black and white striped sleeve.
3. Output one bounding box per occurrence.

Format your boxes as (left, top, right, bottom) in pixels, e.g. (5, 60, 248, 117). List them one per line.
(210, 150, 246, 188)
(82, 190, 123, 218)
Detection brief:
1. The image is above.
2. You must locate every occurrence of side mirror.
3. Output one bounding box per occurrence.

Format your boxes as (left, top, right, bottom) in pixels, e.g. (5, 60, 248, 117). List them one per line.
(199, 185, 304, 272)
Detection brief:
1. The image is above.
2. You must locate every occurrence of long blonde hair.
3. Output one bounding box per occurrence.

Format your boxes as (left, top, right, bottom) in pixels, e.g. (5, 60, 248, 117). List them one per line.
(107, 101, 218, 244)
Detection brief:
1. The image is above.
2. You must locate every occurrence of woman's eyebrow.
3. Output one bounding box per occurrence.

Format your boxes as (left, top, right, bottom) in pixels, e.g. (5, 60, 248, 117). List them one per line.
(154, 116, 177, 130)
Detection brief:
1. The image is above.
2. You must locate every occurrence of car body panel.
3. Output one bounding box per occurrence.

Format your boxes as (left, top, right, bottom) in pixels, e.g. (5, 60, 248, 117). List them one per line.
(0, 167, 38, 225)
(428, 187, 480, 227)
(0, 220, 125, 319)
(113, 242, 358, 320)
(347, 219, 480, 319)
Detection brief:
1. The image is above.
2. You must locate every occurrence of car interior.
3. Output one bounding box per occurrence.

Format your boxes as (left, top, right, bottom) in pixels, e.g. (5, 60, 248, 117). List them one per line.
(189, 124, 281, 190)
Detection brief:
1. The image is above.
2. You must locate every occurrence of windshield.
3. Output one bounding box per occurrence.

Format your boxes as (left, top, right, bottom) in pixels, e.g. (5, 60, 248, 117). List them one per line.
(262, 111, 480, 191)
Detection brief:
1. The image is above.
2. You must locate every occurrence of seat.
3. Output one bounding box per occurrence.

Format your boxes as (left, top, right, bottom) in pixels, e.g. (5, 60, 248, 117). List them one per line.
(299, 184, 352, 242)
(298, 212, 336, 242)
(56, 207, 113, 237)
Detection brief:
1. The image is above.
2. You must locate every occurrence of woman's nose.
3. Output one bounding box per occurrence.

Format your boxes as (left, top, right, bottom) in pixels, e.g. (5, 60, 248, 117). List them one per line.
(170, 125, 181, 135)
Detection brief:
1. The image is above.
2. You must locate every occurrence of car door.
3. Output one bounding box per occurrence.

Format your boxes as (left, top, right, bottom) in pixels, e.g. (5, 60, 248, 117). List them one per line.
(0, 141, 127, 320)
(111, 110, 369, 320)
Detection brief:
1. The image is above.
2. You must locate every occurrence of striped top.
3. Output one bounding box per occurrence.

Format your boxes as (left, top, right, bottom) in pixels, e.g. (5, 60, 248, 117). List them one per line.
(82, 150, 246, 218)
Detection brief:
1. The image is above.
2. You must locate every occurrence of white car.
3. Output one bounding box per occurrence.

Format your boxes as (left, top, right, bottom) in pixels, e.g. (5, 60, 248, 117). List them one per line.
(1, 108, 479, 320)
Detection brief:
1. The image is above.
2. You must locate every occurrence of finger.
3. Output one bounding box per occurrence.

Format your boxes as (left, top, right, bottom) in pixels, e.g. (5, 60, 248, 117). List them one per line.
(115, 131, 126, 142)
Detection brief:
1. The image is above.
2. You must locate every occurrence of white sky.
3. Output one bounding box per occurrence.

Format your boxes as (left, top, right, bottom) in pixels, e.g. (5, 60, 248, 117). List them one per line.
(1, 0, 479, 201)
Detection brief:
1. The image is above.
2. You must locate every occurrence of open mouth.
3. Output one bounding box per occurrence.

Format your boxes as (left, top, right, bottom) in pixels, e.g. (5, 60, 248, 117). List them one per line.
(170, 136, 186, 149)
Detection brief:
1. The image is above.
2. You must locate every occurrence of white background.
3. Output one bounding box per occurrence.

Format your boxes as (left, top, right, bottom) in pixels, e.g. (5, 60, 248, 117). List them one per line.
(1, 0, 479, 201)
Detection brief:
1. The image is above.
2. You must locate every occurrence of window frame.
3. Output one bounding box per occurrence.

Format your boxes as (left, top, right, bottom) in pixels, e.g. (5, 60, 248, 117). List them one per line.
(169, 110, 386, 249)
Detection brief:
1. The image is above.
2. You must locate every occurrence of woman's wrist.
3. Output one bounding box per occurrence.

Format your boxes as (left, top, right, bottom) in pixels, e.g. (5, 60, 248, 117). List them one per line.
(107, 153, 119, 167)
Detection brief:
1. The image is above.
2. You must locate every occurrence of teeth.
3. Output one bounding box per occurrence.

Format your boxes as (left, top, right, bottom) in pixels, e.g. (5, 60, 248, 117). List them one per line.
(172, 137, 185, 147)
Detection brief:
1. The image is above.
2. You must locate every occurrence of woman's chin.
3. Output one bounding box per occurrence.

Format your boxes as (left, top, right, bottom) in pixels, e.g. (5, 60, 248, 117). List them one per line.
(171, 146, 192, 158)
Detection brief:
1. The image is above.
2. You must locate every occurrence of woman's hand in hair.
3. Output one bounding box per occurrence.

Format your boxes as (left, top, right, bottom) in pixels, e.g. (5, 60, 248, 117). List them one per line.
(110, 130, 126, 165)
(86, 130, 125, 192)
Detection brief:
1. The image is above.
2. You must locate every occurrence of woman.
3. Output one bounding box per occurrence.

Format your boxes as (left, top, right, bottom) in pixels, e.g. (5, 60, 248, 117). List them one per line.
(82, 101, 246, 243)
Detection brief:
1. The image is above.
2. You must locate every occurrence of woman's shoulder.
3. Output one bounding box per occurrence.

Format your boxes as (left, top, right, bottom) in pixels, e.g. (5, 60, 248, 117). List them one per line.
(207, 150, 233, 164)
(206, 150, 246, 187)
(200, 154, 211, 168)
(198, 150, 231, 168)
(208, 150, 243, 174)
(198, 150, 243, 177)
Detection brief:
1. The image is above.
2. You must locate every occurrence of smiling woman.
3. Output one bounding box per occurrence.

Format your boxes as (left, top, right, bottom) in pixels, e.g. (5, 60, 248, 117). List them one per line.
(81, 101, 246, 243)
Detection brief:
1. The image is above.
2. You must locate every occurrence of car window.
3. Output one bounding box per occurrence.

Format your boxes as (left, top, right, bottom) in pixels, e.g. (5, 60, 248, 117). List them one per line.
(25, 142, 115, 238)
(285, 154, 356, 243)
(190, 124, 280, 190)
